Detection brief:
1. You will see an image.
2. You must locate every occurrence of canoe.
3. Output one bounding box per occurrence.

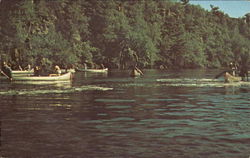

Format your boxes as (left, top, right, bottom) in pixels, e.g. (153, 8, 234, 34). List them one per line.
(13, 69, 76, 74)
(76, 68, 108, 73)
(224, 72, 241, 82)
(1, 72, 72, 81)
(130, 69, 141, 77)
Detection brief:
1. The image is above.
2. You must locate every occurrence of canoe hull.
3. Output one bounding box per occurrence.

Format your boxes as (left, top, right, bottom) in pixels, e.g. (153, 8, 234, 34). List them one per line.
(76, 68, 108, 73)
(13, 69, 76, 74)
(224, 72, 241, 82)
(0, 72, 72, 81)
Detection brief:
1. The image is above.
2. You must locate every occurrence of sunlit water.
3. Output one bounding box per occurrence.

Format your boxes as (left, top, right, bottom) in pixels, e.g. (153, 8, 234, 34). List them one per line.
(0, 69, 250, 158)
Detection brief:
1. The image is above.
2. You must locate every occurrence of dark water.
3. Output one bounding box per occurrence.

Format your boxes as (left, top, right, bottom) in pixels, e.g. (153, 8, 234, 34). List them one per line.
(0, 69, 250, 158)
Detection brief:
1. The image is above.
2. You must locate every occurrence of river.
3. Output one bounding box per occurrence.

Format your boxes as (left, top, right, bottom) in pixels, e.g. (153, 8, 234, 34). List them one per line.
(0, 69, 250, 158)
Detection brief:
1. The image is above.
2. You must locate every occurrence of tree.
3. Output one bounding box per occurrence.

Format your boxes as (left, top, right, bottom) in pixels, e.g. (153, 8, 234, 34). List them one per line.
(1, 0, 250, 70)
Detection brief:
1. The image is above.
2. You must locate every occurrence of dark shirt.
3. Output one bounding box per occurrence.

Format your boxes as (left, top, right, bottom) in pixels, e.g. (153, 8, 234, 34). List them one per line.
(2, 65, 12, 78)
(34, 67, 41, 76)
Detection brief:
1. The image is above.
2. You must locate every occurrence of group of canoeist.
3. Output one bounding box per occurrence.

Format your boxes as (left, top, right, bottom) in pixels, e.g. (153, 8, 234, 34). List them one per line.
(0, 61, 62, 81)
(33, 65, 62, 77)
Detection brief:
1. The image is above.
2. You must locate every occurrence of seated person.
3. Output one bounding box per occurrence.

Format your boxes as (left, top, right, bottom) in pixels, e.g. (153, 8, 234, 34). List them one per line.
(26, 64, 32, 71)
(134, 66, 143, 76)
(100, 63, 105, 69)
(34, 66, 41, 76)
(83, 63, 87, 70)
(229, 62, 237, 76)
(1, 62, 12, 80)
(55, 65, 61, 75)
(50, 65, 61, 76)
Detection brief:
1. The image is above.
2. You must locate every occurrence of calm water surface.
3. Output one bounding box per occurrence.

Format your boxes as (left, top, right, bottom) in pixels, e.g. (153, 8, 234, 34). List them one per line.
(0, 69, 250, 158)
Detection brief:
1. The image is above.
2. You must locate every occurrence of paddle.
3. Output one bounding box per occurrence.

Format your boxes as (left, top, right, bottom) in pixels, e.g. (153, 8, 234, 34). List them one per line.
(0, 69, 12, 81)
(214, 70, 228, 79)
(134, 67, 144, 76)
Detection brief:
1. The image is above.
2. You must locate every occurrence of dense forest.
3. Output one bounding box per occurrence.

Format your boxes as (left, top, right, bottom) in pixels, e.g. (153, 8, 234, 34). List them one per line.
(0, 0, 250, 70)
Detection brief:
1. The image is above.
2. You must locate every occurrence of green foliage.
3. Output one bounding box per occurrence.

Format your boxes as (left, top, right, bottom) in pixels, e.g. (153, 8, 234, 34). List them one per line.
(0, 0, 250, 70)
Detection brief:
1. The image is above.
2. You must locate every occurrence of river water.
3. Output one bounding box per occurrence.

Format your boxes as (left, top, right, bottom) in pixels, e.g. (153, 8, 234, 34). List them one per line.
(0, 69, 250, 158)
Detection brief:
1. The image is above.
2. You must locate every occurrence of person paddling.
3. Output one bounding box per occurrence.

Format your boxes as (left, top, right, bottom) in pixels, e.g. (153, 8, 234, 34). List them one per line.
(1, 62, 12, 81)
(134, 66, 143, 76)
(55, 65, 61, 75)
(128, 47, 143, 76)
(49, 65, 61, 76)
(229, 61, 238, 76)
(215, 61, 238, 79)
(34, 66, 41, 76)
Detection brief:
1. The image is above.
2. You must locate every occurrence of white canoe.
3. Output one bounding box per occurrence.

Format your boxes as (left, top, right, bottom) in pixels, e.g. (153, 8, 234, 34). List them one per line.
(224, 72, 241, 82)
(1, 72, 72, 81)
(76, 68, 108, 73)
(12, 69, 76, 74)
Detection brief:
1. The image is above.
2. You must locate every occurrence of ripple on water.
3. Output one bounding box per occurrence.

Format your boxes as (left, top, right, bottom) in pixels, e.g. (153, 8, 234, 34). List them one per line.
(1, 70, 250, 158)
(147, 98, 180, 102)
(106, 105, 132, 109)
(0, 85, 113, 96)
(95, 99, 135, 103)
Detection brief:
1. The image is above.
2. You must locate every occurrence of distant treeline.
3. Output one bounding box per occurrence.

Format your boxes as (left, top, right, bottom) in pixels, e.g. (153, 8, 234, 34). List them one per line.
(0, 0, 250, 70)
